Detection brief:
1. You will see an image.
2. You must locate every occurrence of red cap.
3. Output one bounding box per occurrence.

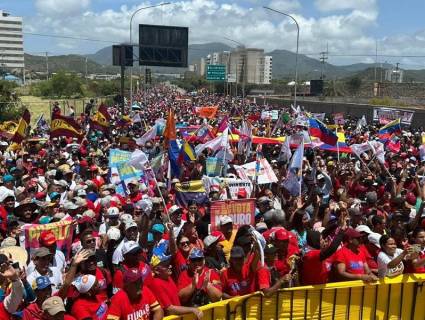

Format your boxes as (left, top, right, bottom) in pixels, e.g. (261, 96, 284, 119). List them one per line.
(123, 268, 143, 283)
(40, 230, 56, 246)
(80, 160, 88, 167)
(211, 231, 225, 242)
(344, 228, 363, 239)
(274, 229, 289, 241)
(406, 192, 417, 206)
(89, 165, 98, 172)
(237, 188, 247, 198)
(35, 192, 46, 200)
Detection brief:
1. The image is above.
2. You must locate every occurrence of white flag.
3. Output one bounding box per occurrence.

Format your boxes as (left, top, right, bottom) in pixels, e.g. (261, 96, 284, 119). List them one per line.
(369, 141, 386, 164)
(278, 137, 292, 162)
(195, 133, 225, 155)
(128, 149, 149, 170)
(132, 113, 141, 123)
(350, 142, 372, 158)
(136, 126, 156, 146)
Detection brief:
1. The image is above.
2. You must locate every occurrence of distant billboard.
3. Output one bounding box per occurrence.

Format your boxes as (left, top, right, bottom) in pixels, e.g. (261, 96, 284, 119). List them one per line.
(139, 24, 188, 68)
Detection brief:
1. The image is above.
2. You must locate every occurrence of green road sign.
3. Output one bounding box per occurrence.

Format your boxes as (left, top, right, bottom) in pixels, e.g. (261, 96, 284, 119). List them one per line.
(206, 64, 226, 81)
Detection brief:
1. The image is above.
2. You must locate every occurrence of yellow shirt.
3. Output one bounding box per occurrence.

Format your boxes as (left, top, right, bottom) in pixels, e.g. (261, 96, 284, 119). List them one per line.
(219, 230, 237, 261)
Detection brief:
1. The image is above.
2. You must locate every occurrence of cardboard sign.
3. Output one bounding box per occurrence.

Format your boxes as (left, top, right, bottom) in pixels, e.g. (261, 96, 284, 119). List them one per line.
(210, 199, 255, 230)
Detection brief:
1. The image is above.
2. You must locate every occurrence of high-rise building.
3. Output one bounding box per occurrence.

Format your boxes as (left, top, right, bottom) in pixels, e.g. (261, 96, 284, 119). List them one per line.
(263, 56, 272, 84)
(0, 10, 24, 70)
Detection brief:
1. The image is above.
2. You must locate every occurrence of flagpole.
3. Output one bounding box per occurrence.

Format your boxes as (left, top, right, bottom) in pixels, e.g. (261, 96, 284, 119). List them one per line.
(336, 127, 340, 163)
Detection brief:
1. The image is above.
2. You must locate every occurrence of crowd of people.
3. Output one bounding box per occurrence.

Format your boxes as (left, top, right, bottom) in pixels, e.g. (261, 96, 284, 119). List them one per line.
(0, 85, 424, 320)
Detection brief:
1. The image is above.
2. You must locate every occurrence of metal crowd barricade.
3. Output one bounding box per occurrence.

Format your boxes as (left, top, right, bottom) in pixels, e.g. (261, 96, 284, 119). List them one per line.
(164, 274, 425, 320)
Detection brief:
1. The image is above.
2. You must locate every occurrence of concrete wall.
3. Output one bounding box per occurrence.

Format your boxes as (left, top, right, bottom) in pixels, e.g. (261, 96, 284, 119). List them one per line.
(261, 98, 425, 128)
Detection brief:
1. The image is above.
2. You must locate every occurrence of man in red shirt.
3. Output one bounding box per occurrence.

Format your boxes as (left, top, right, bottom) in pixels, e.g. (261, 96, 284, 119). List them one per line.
(271, 229, 298, 277)
(177, 248, 222, 306)
(113, 241, 152, 293)
(79, 250, 111, 301)
(127, 179, 143, 203)
(334, 228, 379, 282)
(23, 276, 53, 320)
(107, 268, 163, 320)
(221, 246, 264, 298)
(71, 274, 108, 320)
(147, 254, 203, 319)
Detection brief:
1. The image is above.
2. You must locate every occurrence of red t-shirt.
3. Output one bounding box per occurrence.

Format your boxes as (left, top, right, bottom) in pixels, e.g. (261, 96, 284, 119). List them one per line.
(359, 244, 379, 270)
(71, 295, 108, 320)
(221, 263, 255, 297)
(147, 277, 180, 309)
(107, 287, 161, 320)
(0, 302, 10, 320)
(177, 267, 222, 294)
(95, 267, 111, 301)
(263, 227, 300, 257)
(301, 249, 335, 285)
(334, 246, 367, 275)
(406, 251, 425, 273)
(172, 251, 188, 280)
(23, 303, 43, 320)
(113, 262, 152, 292)
(254, 266, 270, 291)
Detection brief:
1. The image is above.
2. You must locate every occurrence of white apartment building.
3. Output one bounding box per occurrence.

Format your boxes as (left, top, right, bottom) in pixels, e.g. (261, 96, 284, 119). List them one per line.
(0, 10, 24, 70)
(263, 55, 272, 84)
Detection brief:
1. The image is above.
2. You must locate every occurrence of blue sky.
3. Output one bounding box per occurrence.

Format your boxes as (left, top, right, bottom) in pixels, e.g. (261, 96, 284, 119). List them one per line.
(1, 0, 425, 67)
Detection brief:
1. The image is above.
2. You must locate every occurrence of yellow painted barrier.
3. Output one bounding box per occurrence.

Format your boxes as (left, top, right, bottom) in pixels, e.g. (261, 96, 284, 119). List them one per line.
(165, 274, 425, 320)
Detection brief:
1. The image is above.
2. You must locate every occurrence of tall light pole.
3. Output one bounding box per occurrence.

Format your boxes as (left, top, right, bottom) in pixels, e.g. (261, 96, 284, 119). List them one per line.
(129, 2, 171, 108)
(263, 6, 300, 109)
(223, 37, 245, 105)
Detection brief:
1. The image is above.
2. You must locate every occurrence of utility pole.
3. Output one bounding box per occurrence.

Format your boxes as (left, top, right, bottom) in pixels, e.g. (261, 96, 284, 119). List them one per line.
(374, 40, 378, 82)
(85, 57, 88, 79)
(319, 49, 328, 80)
(45, 52, 49, 80)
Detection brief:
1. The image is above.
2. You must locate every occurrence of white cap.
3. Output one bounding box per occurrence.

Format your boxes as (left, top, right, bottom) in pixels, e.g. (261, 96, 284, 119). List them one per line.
(106, 207, 120, 217)
(0, 186, 14, 202)
(219, 215, 233, 226)
(368, 232, 382, 248)
(72, 274, 96, 293)
(169, 205, 182, 215)
(120, 213, 133, 224)
(106, 227, 121, 241)
(63, 201, 78, 210)
(77, 189, 87, 196)
(125, 221, 138, 231)
(122, 240, 141, 255)
(355, 225, 372, 234)
(203, 235, 219, 248)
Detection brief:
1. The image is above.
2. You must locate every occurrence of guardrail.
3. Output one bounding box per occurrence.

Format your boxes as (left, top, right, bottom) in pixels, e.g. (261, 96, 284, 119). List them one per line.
(164, 274, 425, 320)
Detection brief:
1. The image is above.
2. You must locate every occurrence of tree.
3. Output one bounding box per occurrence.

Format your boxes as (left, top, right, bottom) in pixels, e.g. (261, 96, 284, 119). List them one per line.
(0, 80, 22, 120)
(31, 71, 83, 98)
(346, 76, 362, 94)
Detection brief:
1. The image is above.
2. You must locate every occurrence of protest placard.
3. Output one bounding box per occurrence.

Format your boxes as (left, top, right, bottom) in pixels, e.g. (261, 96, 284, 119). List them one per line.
(373, 107, 414, 125)
(210, 199, 255, 230)
(234, 158, 278, 184)
(202, 176, 253, 199)
(206, 157, 223, 177)
(21, 219, 74, 259)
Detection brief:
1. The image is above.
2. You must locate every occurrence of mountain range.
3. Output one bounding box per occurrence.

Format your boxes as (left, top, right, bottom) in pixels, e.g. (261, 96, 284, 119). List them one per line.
(24, 42, 425, 81)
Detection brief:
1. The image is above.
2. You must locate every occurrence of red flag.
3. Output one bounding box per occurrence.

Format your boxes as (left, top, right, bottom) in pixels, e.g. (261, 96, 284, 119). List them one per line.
(50, 113, 83, 140)
(12, 109, 31, 144)
(89, 104, 111, 132)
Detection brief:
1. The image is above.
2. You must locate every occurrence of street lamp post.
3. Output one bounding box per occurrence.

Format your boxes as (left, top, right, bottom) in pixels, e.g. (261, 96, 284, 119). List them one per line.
(129, 2, 170, 108)
(263, 6, 300, 109)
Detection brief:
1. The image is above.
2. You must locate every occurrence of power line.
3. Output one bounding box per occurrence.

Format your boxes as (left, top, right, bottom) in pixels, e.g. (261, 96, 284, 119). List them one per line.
(24, 32, 119, 44)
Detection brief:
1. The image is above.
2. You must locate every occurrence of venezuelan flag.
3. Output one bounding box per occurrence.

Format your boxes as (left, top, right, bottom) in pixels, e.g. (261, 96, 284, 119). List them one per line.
(378, 118, 401, 135)
(178, 141, 196, 164)
(308, 118, 338, 146)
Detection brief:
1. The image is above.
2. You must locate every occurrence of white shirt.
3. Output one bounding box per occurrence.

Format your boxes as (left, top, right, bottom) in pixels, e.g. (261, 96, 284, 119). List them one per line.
(112, 237, 130, 265)
(27, 266, 63, 294)
(377, 248, 404, 278)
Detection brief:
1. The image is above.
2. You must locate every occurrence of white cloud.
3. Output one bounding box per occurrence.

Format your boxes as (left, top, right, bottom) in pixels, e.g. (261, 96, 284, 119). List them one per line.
(23, 0, 425, 68)
(35, 0, 92, 16)
(314, 0, 377, 12)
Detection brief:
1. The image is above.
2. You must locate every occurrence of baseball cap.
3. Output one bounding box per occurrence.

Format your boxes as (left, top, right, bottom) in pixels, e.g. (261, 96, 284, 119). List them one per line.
(230, 246, 245, 259)
(32, 276, 52, 291)
(122, 241, 142, 255)
(77, 189, 87, 197)
(124, 221, 138, 231)
(237, 188, 247, 198)
(203, 235, 220, 249)
(106, 227, 121, 241)
(40, 230, 56, 246)
(255, 222, 268, 233)
(49, 192, 60, 201)
(258, 196, 271, 204)
(169, 205, 182, 215)
(106, 207, 120, 217)
(63, 200, 78, 211)
(211, 231, 225, 242)
(150, 254, 171, 267)
(219, 216, 233, 226)
(3, 175, 14, 183)
(151, 224, 165, 234)
(355, 225, 372, 234)
(127, 179, 139, 187)
(33, 247, 52, 258)
(317, 173, 325, 181)
(344, 228, 363, 239)
(188, 248, 204, 260)
(72, 274, 96, 293)
(348, 207, 362, 216)
(120, 213, 133, 224)
(123, 268, 143, 283)
(42, 296, 66, 316)
(274, 229, 289, 241)
(368, 232, 382, 248)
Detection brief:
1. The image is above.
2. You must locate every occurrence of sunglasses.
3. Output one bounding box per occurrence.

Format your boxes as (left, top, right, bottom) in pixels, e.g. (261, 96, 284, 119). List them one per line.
(85, 238, 96, 244)
(179, 241, 190, 246)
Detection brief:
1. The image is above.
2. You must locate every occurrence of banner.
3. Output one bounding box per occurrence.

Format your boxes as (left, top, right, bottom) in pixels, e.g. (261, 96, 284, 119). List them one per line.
(210, 199, 255, 230)
(261, 110, 279, 120)
(312, 113, 325, 121)
(109, 149, 134, 195)
(21, 219, 74, 259)
(206, 157, 223, 177)
(373, 107, 414, 125)
(202, 176, 253, 200)
(196, 106, 218, 119)
(234, 159, 278, 184)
